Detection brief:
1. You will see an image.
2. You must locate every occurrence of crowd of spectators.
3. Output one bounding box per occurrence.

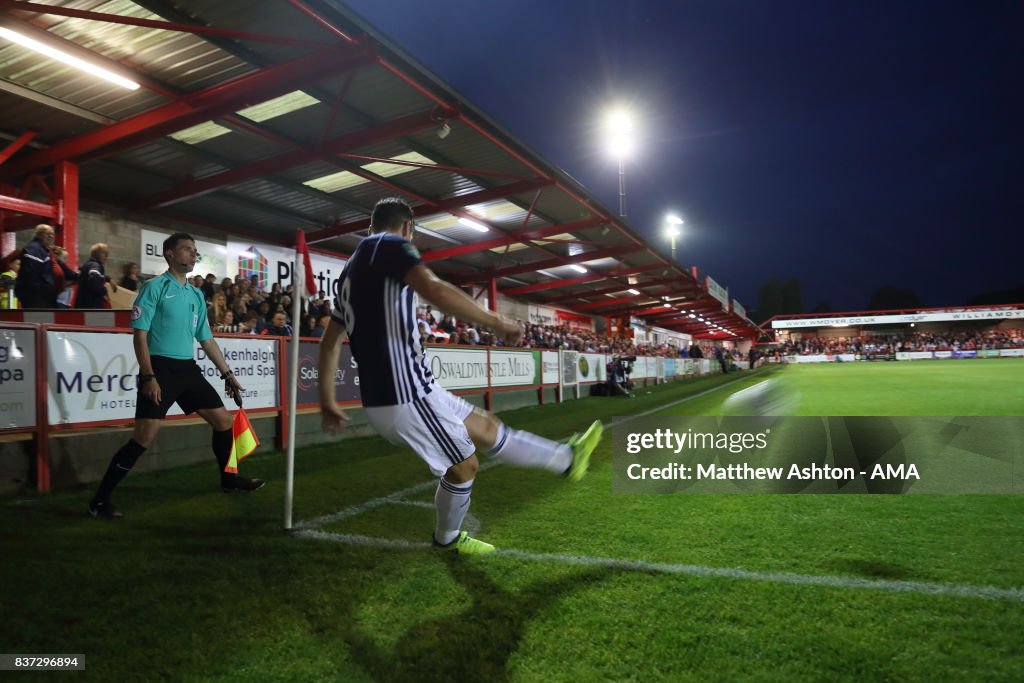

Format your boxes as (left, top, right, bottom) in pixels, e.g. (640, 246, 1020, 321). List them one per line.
(187, 273, 333, 337)
(779, 329, 1024, 356)
(414, 310, 729, 358)
(0, 225, 735, 354)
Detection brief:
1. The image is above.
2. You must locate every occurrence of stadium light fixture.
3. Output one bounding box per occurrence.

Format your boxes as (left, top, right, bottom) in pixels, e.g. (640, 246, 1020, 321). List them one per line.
(570, 264, 588, 274)
(664, 214, 684, 261)
(0, 27, 140, 90)
(457, 217, 489, 233)
(603, 106, 634, 217)
(627, 288, 640, 295)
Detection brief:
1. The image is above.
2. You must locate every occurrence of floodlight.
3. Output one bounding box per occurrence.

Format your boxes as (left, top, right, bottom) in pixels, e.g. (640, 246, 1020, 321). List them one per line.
(457, 217, 489, 233)
(0, 27, 140, 90)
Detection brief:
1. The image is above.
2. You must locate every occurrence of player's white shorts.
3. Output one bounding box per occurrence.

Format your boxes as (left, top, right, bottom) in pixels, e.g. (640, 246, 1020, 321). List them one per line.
(364, 386, 477, 477)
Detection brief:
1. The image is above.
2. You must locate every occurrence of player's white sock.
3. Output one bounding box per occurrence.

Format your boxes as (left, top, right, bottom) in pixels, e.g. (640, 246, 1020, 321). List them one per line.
(434, 477, 473, 545)
(486, 424, 571, 473)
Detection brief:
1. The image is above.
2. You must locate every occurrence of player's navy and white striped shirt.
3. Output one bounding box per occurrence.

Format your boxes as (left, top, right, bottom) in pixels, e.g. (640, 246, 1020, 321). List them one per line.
(331, 232, 435, 407)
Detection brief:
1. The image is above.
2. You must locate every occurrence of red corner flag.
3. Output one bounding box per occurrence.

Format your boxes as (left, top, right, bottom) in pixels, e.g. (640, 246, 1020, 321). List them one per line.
(296, 230, 317, 296)
(224, 408, 260, 474)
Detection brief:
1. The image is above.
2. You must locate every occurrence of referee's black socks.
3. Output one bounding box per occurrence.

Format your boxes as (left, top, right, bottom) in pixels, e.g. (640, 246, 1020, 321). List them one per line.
(91, 439, 146, 504)
(213, 428, 234, 486)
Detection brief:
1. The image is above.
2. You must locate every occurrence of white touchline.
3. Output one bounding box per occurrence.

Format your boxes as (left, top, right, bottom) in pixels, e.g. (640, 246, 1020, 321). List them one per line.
(294, 529, 1024, 603)
(293, 373, 1024, 604)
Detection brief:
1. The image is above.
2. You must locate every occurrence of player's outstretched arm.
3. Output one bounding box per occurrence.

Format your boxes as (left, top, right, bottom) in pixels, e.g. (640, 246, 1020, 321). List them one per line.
(405, 265, 522, 345)
(317, 318, 350, 434)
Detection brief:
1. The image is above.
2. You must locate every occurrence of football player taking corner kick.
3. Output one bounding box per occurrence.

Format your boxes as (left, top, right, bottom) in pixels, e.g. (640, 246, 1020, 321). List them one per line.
(318, 197, 603, 555)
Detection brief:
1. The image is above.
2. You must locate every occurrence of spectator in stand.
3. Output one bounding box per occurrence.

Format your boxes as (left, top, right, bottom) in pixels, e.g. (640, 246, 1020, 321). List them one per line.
(214, 310, 237, 333)
(237, 312, 259, 335)
(260, 311, 292, 337)
(53, 247, 77, 308)
(16, 225, 79, 309)
(252, 302, 271, 333)
(201, 274, 216, 300)
(76, 242, 117, 309)
(120, 262, 142, 292)
(221, 282, 236, 308)
(266, 281, 282, 308)
(311, 314, 330, 338)
(299, 314, 316, 337)
(1, 254, 20, 309)
(688, 343, 703, 359)
(439, 314, 456, 335)
(713, 346, 727, 373)
(208, 291, 228, 326)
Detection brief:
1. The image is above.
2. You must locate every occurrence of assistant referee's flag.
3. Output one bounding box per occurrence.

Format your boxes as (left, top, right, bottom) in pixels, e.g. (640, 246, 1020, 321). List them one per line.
(224, 407, 260, 474)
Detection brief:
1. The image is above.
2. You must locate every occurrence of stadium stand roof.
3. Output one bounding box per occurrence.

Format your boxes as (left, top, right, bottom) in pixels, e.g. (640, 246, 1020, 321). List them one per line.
(0, 0, 757, 339)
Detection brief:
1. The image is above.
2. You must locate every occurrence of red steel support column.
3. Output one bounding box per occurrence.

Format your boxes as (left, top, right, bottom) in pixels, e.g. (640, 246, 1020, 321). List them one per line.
(54, 161, 78, 268)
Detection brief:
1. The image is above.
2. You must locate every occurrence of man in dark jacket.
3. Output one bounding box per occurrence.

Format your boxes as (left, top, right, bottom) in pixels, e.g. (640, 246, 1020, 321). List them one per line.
(76, 242, 117, 309)
(15, 224, 77, 309)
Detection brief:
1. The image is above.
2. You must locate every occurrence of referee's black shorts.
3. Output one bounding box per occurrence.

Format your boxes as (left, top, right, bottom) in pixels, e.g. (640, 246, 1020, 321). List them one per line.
(135, 355, 225, 420)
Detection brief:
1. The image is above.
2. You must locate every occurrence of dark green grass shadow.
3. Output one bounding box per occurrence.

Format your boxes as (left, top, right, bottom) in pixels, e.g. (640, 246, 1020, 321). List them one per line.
(333, 553, 620, 683)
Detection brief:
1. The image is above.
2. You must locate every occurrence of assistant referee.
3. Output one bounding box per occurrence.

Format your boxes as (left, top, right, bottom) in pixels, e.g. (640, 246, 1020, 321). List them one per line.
(88, 233, 264, 519)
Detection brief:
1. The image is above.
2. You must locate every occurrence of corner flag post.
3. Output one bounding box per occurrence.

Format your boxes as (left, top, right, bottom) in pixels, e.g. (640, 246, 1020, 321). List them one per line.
(284, 237, 305, 529)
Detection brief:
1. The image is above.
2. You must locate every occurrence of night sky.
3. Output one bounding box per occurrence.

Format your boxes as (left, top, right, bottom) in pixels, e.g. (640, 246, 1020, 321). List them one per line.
(341, 0, 1023, 312)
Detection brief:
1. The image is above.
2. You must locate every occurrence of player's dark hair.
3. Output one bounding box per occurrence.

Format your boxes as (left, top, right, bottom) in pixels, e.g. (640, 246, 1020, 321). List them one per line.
(370, 197, 413, 233)
(162, 232, 195, 262)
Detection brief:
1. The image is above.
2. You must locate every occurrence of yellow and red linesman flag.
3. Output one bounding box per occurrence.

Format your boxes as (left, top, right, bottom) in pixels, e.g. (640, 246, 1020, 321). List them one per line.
(224, 407, 260, 474)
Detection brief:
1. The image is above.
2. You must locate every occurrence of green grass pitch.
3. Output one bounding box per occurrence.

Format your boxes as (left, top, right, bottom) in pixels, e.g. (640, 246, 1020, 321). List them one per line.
(2, 360, 1022, 681)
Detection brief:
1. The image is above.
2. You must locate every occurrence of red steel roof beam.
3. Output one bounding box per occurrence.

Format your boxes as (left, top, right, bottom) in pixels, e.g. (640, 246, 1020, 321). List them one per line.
(422, 216, 603, 261)
(0, 1, 334, 48)
(453, 244, 645, 284)
(137, 109, 449, 208)
(0, 131, 37, 166)
(335, 153, 539, 182)
(541, 273, 684, 304)
(503, 265, 667, 297)
(0, 44, 375, 179)
(500, 273, 607, 296)
(0, 193, 57, 217)
(307, 178, 555, 241)
(572, 296, 644, 311)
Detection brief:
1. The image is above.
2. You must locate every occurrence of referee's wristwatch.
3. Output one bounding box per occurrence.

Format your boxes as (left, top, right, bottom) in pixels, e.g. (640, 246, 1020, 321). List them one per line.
(139, 374, 156, 383)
